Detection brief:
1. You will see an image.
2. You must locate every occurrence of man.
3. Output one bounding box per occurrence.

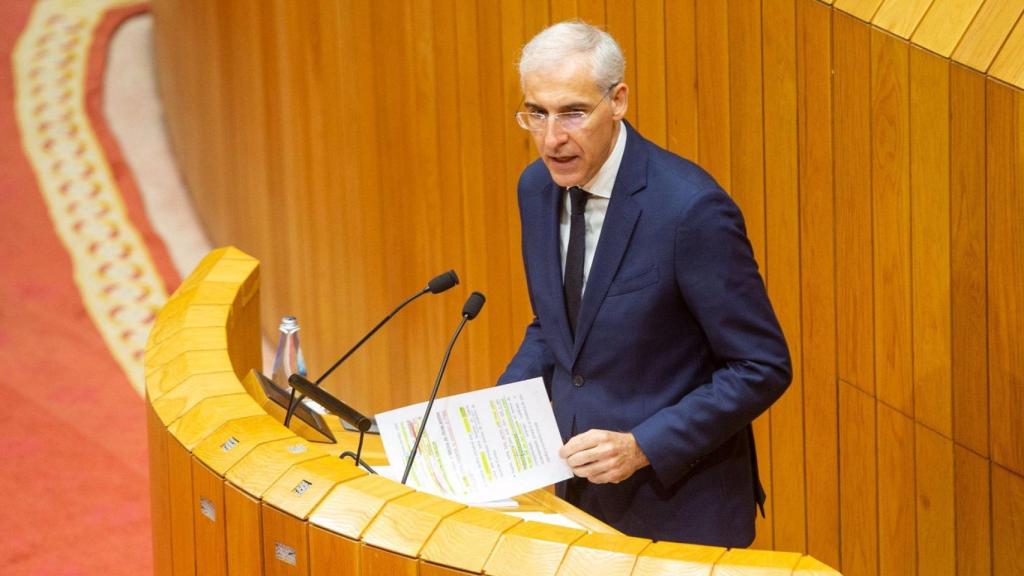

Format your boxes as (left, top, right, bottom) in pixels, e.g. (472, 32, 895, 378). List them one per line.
(498, 21, 791, 547)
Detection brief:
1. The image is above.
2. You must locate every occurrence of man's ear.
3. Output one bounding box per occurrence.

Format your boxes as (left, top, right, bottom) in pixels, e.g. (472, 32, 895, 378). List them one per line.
(610, 83, 629, 120)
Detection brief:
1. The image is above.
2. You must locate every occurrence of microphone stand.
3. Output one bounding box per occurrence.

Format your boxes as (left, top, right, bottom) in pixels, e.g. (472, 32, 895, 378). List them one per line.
(284, 270, 458, 428)
(402, 291, 485, 485)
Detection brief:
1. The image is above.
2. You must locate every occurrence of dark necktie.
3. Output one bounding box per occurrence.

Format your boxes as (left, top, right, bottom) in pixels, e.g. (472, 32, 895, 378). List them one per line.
(564, 186, 589, 337)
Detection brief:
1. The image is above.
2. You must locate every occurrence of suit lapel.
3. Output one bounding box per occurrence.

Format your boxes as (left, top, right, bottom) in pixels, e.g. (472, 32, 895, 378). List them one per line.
(572, 123, 647, 360)
(536, 180, 576, 357)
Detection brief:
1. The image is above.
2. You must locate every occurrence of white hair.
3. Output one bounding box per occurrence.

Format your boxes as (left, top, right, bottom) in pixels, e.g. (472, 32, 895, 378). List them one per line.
(518, 21, 625, 92)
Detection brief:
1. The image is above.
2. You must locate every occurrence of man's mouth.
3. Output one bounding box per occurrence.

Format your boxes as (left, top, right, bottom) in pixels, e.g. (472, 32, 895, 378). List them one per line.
(549, 155, 577, 166)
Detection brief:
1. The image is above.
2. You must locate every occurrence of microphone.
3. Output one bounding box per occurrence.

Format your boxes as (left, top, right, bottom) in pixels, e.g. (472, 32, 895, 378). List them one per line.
(284, 270, 459, 427)
(401, 291, 486, 485)
(288, 374, 373, 433)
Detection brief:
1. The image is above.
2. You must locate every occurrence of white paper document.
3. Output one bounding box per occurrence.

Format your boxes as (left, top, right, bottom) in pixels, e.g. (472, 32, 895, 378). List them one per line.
(375, 377, 572, 504)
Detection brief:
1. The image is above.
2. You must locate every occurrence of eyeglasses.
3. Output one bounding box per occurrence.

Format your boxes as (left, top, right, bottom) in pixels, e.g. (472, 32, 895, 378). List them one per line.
(514, 85, 617, 133)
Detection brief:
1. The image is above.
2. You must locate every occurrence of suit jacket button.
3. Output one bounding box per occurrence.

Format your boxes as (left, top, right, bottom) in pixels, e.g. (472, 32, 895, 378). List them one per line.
(573, 375, 584, 387)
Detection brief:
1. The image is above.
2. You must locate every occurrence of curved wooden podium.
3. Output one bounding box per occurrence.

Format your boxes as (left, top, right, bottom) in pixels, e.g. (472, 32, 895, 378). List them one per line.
(146, 247, 841, 575)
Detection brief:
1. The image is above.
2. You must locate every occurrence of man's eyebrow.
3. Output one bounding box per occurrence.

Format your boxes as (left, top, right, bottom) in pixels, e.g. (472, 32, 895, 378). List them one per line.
(524, 100, 591, 112)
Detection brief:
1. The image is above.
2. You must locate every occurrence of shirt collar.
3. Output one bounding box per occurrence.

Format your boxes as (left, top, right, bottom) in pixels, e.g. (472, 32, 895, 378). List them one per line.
(580, 120, 627, 199)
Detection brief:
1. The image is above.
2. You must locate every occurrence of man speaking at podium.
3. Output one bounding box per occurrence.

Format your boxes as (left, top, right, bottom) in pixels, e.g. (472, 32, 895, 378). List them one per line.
(498, 21, 791, 547)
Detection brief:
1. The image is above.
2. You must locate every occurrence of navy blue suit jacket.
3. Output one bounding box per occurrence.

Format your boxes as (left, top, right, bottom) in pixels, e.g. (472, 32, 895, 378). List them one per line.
(498, 122, 791, 546)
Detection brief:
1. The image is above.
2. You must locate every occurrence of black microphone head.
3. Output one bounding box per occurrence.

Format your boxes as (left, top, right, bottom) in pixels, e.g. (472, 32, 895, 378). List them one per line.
(427, 270, 459, 294)
(462, 291, 486, 320)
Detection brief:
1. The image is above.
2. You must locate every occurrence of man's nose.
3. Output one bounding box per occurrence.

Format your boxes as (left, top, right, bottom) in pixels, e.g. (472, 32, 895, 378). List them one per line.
(542, 119, 569, 150)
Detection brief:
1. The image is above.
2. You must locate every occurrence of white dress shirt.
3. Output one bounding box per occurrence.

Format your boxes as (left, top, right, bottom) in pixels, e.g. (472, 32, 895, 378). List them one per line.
(560, 121, 627, 293)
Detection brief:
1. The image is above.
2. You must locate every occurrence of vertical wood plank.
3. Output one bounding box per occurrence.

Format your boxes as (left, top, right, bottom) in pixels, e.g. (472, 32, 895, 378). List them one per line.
(839, 382, 878, 576)
(729, 1, 770, 549)
(877, 402, 916, 576)
(915, 425, 955, 576)
(986, 81, 1024, 478)
(797, 0, 839, 567)
(695, 0, 732, 190)
(762, 0, 806, 555)
(949, 64, 989, 457)
(991, 466, 1024, 576)
(148, 405, 173, 576)
(635, 0, 667, 147)
(834, 13, 875, 396)
(361, 544, 418, 576)
(193, 462, 228, 576)
(477, 0, 518, 386)
(606, 0, 638, 127)
(577, 0, 605, 24)
(664, 0, 698, 160)
(432, 0, 471, 394)
(909, 47, 952, 437)
(308, 526, 360, 576)
(550, 0, 578, 22)
(262, 504, 309, 576)
(871, 29, 913, 417)
(728, 0, 766, 266)
(224, 485, 264, 576)
(954, 446, 991, 576)
(169, 439, 197, 576)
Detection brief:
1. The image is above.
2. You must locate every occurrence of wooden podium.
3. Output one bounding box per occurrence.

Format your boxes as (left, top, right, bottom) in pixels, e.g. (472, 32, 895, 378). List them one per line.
(146, 247, 841, 575)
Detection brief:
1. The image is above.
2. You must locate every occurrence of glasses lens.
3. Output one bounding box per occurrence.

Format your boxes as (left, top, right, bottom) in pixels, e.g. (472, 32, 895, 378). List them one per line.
(557, 112, 587, 132)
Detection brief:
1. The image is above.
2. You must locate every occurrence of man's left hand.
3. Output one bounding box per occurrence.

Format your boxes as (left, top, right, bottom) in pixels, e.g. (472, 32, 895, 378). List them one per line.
(559, 429, 650, 484)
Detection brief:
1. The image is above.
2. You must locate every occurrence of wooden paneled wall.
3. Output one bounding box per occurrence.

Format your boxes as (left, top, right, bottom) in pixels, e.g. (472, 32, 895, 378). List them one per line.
(151, 1, 1024, 574)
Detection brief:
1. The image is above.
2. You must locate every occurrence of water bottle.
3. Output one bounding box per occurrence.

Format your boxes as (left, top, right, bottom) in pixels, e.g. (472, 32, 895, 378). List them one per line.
(271, 316, 307, 392)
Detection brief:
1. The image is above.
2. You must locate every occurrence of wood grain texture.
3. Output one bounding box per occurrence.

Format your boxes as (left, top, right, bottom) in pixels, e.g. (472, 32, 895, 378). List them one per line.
(224, 485, 264, 576)
(991, 465, 1024, 576)
(988, 10, 1024, 88)
(796, 0, 839, 567)
(308, 474, 414, 541)
(955, 446, 991, 576)
(361, 492, 465, 558)
(877, 403, 916, 576)
(419, 507, 521, 573)
(915, 425, 956, 576)
(713, 549, 802, 575)
(192, 462, 228, 576)
(762, 0, 807, 555)
(484, 522, 586, 576)
(631, 541, 724, 576)
(834, 0, 885, 22)
(910, 47, 953, 437)
(695, 0, 731, 189)
(169, 439, 197, 576)
(911, 0, 986, 57)
(834, 12, 876, 397)
(261, 503, 308, 576)
(950, 64, 989, 457)
(839, 382, 877, 576)
(951, 0, 1024, 72)
(308, 526, 359, 576)
(634, 0, 667, 147)
(871, 28, 914, 417)
(987, 80, 1024, 479)
(872, 0, 935, 39)
(147, 404, 174, 576)
(664, 0, 698, 160)
(358, 544, 418, 576)
(555, 533, 651, 576)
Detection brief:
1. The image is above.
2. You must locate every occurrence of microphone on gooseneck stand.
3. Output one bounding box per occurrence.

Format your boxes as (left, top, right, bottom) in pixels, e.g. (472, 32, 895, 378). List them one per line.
(283, 270, 459, 429)
(401, 291, 486, 485)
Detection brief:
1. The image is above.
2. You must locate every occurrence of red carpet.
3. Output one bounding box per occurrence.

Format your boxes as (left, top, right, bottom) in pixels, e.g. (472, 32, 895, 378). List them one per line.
(1, 2, 178, 574)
